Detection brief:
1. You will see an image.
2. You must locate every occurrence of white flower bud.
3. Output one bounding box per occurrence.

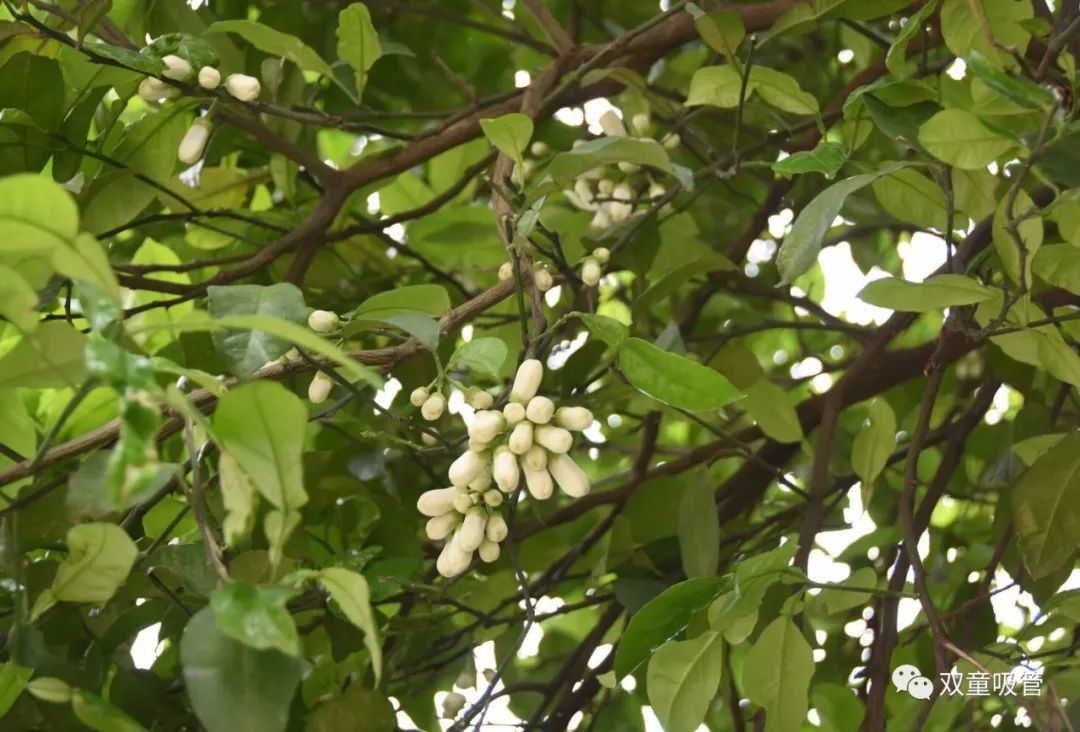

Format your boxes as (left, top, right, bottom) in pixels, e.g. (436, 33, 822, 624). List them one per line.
(493, 447, 520, 493)
(631, 112, 651, 135)
(224, 73, 261, 101)
(592, 247, 610, 264)
(410, 386, 430, 407)
(535, 425, 573, 454)
(483, 489, 503, 507)
(418, 487, 461, 517)
(523, 445, 547, 471)
(138, 76, 177, 102)
(549, 453, 590, 497)
(511, 359, 543, 404)
(468, 410, 505, 444)
(467, 388, 494, 410)
(534, 268, 553, 292)
(609, 184, 634, 222)
(421, 392, 446, 421)
(574, 178, 595, 206)
(421, 432, 438, 446)
(307, 309, 339, 332)
(442, 691, 467, 718)
(307, 371, 333, 403)
(503, 402, 526, 425)
(498, 261, 514, 281)
(581, 258, 602, 287)
(485, 513, 508, 543)
(521, 160, 535, 179)
(508, 421, 534, 455)
(449, 449, 486, 487)
(598, 110, 627, 137)
(589, 208, 612, 231)
(478, 539, 501, 563)
(456, 666, 477, 689)
(648, 183, 666, 200)
(177, 118, 211, 165)
(426, 512, 459, 541)
(453, 492, 475, 514)
(597, 179, 616, 195)
(457, 508, 487, 552)
(468, 471, 492, 492)
(530, 141, 548, 157)
(525, 396, 555, 425)
(483, 669, 496, 683)
(161, 54, 193, 81)
(617, 162, 640, 174)
(468, 438, 491, 452)
(523, 466, 553, 500)
(554, 406, 594, 431)
(662, 132, 681, 149)
(437, 541, 472, 578)
(198, 66, 221, 89)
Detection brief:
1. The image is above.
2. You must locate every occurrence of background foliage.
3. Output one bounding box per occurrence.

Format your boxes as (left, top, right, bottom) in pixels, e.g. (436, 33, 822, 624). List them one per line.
(0, 0, 1079, 730)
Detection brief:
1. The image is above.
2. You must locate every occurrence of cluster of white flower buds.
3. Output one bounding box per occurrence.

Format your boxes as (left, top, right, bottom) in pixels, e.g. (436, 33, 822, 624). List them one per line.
(137, 54, 262, 166)
(562, 109, 675, 232)
(306, 310, 342, 404)
(416, 359, 594, 577)
(580, 246, 609, 287)
(497, 260, 553, 292)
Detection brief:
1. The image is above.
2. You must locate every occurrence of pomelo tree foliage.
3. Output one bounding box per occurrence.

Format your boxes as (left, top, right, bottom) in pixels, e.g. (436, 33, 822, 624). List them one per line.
(0, 0, 1079, 730)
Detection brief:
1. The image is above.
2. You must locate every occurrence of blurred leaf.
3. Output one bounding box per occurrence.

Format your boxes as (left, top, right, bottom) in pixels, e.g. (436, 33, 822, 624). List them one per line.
(772, 141, 846, 179)
(337, 4, 382, 99)
(743, 617, 814, 732)
(1011, 432, 1080, 578)
(479, 113, 533, 165)
(0, 322, 87, 390)
(209, 20, 335, 77)
(743, 379, 803, 443)
(851, 398, 896, 488)
(30, 522, 138, 620)
(678, 476, 720, 578)
(857, 274, 994, 311)
(317, 568, 382, 684)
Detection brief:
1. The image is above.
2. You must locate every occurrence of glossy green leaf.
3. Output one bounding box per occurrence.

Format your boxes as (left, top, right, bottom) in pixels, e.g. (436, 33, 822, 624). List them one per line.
(941, 0, 1033, 69)
(966, 51, 1055, 109)
(317, 568, 382, 684)
(743, 616, 815, 732)
(209, 20, 335, 77)
(686, 64, 744, 108)
(1033, 244, 1080, 294)
(211, 583, 300, 656)
(820, 567, 879, 614)
(305, 685, 396, 732)
(336, 4, 382, 99)
(0, 663, 32, 717)
(750, 67, 819, 115)
(447, 337, 508, 378)
(31, 522, 138, 620)
(1011, 432, 1080, 579)
(772, 141, 846, 179)
(0, 322, 87, 391)
(693, 10, 745, 62)
(646, 632, 724, 732)
(479, 113, 533, 164)
(917, 109, 1016, 169)
(885, 0, 940, 78)
(0, 173, 78, 254)
(851, 398, 896, 488)
(618, 337, 739, 411)
(208, 284, 309, 376)
(72, 689, 148, 732)
(857, 274, 994, 311)
(993, 188, 1044, 287)
(678, 475, 720, 578)
(546, 137, 673, 184)
(871, 168, 947, 230)
(743, 379, 803, 444)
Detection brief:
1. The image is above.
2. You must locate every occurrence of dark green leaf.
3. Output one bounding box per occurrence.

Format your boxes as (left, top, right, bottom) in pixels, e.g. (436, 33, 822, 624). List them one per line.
(618, 337, 740, 410)
(208, 284, 308, 376)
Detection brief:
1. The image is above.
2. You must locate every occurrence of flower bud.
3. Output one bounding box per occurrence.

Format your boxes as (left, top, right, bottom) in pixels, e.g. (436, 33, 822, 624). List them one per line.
(508, 421, 534, 455)
(535, 425, 573, 454)
(224, 73, 261, 102)
(468, 438, 491, 452)
(574, 178, 595, 206)
(598, 110, 627, 137)
(177, 118, 211, 165)
(449, 449, 486, 487)
(198, 66, 221, 89)
(483, 669, 496, 683)
(441, 691, 467, 718)
(467, 388, 494, 410)
(478, 539, 501, 563)
(418, 487, 462, 517)
(426, 512, 459, 541)
(469, 410, 506, 444)
(534, 268, 553, 292)
(483, 489, 504, 507)
(555, 406, 593, 431)
(410, 386, 430, 407)
(307, 309, 339, 332)
(530, 141, 548, 157)
(498, 261, 514, 281)
(525, 396, 554, 425)
(307, 371, 333, 403)
(548, 453, 590, 497)
(662, 132, 681, 149)
(421, 432, 438, 446)
(592, 247, 610, 264)
(453, 492, 475, 514)
(468, 471, 492, 492)
(609, 184, 633, 222)
(523, 466, 553, 500)
(26, 677, 72, 704)
(581, 258, 602, 287)
(485, 513, 508, 543)
(138, 76, 177, 102)
(648, 183, 666, 200)
(437, 541, 472, 578)
(421, 392, 446, 421)
(597, 179, 616, 195)
(161, 54, 193, 81)
(457, 508, 487, 552)
(617, 162, 640, 174)
(523, 445, 547, 471)
(493, 446, 520, 493)
(456, 666, 477, 689)
(503, 402, 526, 425)
(511, 359, 543, 404)
(631, 112, 651, 135)
(589, 208, 612, 231)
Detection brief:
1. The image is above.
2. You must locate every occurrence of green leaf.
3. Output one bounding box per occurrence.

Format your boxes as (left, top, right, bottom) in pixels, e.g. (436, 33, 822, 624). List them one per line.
(479, 113, 533, 165)
(646, 632, 725, 732)
(743, 616, 815, 732)
(83, 40, 163, 75)
(693, 10, 745, 62)
(211, 583, 300, 656)
(772, 141, 846, 179)
(941, 0, 1033, 70)
(0, 322, 87, 390)
(1037, 128, 1080, 187)
(72, 689, 148, 732)
(52, 233, 123, 303)
(885, 0, 940, 78)
(686, 65, 744, 108)
(1010, 432, 1080, 579)
(31, 522, 138, 620)
(0, 173, 79, 254)
(820, 567, 879, 614)
(219, 452, 256, 546)
(180, 606, 302, 732)
(851, 398, 896, 488)
(447, 337, 508, 379)
(993, 188, 1043, 287)
(305, 686, 396, 732)
(336, 3, 381, 100)
(108, 102, 192, 181)
(709, 540, 798, 628)
(545, 137, 673, 185)
(857, 274, 994, 311)
(346, 284, 450, 350)
(577, 312, 629, 348)
(1033, 244, 1080, 294)
(613, 577, 723, 678)
(749, 67, 819, 115)
(0, 262, 40, 332)
(966, 51, 1055, 109)
(678, 476, 720, 578)
(0, 54, 65, 130)
(618, 338, 740, 411)
(871, 168, 947, 230)
(208, 20, 335, 78)
(917, 109, 1016, 169)
(208, 284, 309, 376)
(0, 662, 32, 717)
(743, 379, 803, 444)
(776, 162, 909, 284)
(317, 568, 382, 684)
(215, 382, 308, 511)
(1013, 433, 1065, 466)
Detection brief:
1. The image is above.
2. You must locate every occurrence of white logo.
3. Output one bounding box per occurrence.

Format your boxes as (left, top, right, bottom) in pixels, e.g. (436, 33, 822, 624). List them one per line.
(892, 664, 933, 700)
(892, 664, 1044, 700)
